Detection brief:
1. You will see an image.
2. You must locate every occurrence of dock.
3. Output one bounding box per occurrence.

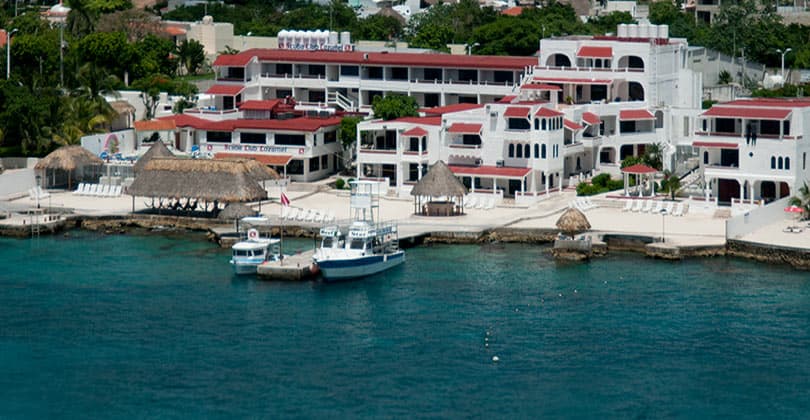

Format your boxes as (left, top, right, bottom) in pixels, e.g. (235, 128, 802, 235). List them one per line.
(256, 249, 319, 280)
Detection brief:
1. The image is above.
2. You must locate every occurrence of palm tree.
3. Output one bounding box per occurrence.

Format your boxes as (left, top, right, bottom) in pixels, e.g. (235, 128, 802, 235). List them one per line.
(643, 143, 664, 170)
(789, 182, 810, 220)
(66, 0, 98, 38)
(662, 170, 681, 200)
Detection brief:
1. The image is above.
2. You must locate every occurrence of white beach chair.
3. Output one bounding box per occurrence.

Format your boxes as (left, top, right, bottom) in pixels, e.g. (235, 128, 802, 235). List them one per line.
(73, 183, 86, 195)
(631, 200, 644, 212)
(681, 203, 689, 216)
(485, 197, 496, 210)
(638, 200, 650, 213)
(114, 185, 123, 197)
(297, 208, 309, 221)
(286, 207, 299, 221)
(465, 195, 476, 209)
(281, 206, 291, 219)
(305, 210, 317, 222)
(99, 184, 111, 197)
(83, 184, 95, 196)
(672, 202, 684, 217)
(664, 202, 674, 214)
(622, 200, 633, 212)
(475, 197, 486, 209)
(651, 200, 663, 214)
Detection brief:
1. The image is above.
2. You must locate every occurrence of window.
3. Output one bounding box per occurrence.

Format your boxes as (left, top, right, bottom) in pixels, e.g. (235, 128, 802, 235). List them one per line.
(276, 63, 292, 75)
(524, 144, 530, 158)
(508, 118, 530, 130)
(458, 69, 477, 82)
(275, 134, 306, 146)
(516, 144, 523, 158)
(340, 65, 359, 76)
(804, 152, 807, 170)
(541, 119, 547, 130)
(534, 144, 539, 158)
(391, 67, 408, 80)
(207, 131, 232, 143)
(424, 68, 442, 81)
(534, 119, 540, 130)
(541, 144, 547, 159)
(704, 152, 709, 165)
(240, 132, 266, 144)
(778, 157, 783, 170)
(226, 67, 245, 79)
(324, 130, 337, 144)
(276, 89, 292, 99)
(493, 71, 513, 84)
(784, 121, 791, 136)
(287, 159, 303, 175)
(309, 157, 320, 172)
(771, 156, 776, 169)
(702, 119, 707, 131)
(462, 135, 480, 146)
(366, 67, 383, 79)
(785, 157, 790, 170)
(321, 154, 329, 169)
(508, 144, 515, 158)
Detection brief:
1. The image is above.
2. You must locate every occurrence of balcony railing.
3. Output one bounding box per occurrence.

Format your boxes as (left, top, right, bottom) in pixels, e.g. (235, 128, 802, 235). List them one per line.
(448, 144, 481, 149)
(532, 65, 645, 73)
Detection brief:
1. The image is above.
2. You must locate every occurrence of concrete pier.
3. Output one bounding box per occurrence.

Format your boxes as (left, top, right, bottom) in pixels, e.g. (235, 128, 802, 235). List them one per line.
(256, 249, 319, 280)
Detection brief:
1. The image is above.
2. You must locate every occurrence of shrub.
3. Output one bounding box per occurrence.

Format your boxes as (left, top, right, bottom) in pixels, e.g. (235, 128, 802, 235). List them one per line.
(345, 178, 355, 189)
(591, 173, 611, 188)
(335, 177, 345, 190)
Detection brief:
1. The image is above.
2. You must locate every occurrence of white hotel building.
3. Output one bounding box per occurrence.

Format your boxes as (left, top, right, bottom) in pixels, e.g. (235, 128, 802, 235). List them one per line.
(357, 24, 705, 201)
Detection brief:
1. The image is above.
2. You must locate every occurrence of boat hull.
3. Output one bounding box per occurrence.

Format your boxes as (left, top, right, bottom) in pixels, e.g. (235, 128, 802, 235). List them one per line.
(316, 251, 405, 281)
(230, 258, 263, 275)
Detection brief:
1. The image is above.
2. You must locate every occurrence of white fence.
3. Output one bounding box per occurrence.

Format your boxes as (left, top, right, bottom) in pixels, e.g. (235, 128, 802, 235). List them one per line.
(726, 197, 791, 239)
(0, 168, 36, 199)
(80, 129, 136, 157)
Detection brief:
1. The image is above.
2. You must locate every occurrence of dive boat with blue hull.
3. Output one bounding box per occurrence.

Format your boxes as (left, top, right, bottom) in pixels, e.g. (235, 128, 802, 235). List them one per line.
(313, 181, 405, 281)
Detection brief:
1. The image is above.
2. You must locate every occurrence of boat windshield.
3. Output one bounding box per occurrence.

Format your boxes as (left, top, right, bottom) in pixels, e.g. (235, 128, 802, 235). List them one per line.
(322, 237, 335, 248)
(349, 238, 366, 250)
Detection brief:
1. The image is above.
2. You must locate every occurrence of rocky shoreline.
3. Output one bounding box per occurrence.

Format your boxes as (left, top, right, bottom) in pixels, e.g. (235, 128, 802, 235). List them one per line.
(2, 215, 809, 270)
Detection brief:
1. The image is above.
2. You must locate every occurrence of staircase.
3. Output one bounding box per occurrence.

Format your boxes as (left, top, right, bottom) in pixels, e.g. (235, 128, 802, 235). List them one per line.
(327, 91, 357, 112)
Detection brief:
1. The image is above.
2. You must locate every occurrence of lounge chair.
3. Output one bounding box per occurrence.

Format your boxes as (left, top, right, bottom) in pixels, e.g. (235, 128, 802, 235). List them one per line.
(641, 200, 653, 213)
(672, 202, 684, 217)
(100, 184, 111, 197)
(631, 200, 643, 212)
(305, 210, 316, 222)
(622, 200, 633, 212)
(485, 197, 496, 210)
(652, 201, 663, 214)
(297, 208, 309, 221)
(681, 203, 688, 216)
(286, 207, 299, 221)
(281, 206, 291, 219)
(664, 202, 674, 214)
(73, 183, 86, 195)
(475, 197, 486, 209)
(465, 195, 476, 209)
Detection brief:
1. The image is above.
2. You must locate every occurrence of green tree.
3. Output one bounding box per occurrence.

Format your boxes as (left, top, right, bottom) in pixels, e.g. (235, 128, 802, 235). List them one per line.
(371, 94, 418, 121)
(66, 0, 99, 38)
(339, 116, 362, 171)
(177, 39, 206, 75)
(587, 11, 635, 35)
(353, 15, 403, 42)
(643, 143, 664, 171)
(661, 170, 681, 200)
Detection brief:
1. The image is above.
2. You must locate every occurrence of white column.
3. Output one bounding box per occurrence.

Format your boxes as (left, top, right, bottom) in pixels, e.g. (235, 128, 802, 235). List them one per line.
(749, 181, 755, 204)
(558, 172, 563, 192)
(624, 172, 629, 196)
(545, 172, 549, 194)
(355, 127, 362, 179)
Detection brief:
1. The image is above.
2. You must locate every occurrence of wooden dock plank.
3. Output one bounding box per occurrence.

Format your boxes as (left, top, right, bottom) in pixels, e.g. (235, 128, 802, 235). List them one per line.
(256, 249, 319, 281)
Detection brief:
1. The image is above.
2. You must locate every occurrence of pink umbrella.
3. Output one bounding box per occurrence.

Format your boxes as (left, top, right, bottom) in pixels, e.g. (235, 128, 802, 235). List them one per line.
(784, 205, 804, 214)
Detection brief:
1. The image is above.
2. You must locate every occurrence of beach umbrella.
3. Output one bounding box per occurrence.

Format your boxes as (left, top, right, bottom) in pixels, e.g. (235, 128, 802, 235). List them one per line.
(555, 207, 591, 236)
(784, 205, 804, 214)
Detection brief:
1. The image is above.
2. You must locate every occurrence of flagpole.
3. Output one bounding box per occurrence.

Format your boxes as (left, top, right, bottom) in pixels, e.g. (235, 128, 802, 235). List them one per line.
(280, 188, 285, 266)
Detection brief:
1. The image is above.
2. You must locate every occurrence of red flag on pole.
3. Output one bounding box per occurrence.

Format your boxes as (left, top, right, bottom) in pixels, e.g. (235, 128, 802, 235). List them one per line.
(280, 192, 290, 207)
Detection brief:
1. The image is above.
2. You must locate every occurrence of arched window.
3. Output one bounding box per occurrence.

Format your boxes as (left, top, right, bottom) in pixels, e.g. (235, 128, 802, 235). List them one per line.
(704, 152, 709, 165)
(524, 144, 530, 157)
(541, 119, 546, 130)
(516, 144, 523, 158)
(785, 157, 790, 170)
(541, 144, 547, 159)
(771, 156, 776, 169)
(534, 119, 540, 130)
(508, 144, 514, 158)
(778, 157, 783, 169)
(534, 144, 539, 158)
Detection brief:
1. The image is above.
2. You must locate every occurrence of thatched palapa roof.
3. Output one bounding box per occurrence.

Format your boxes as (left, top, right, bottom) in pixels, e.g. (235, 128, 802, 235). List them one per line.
(133, 140, 174, 174)
(218, 202, 258, 220)
(35, 145, 104, 171)
(556, 208, 591, 235)
(224, 158, 281, 181)
(128, 158, 278, 202)
(410, 161, 468, 198)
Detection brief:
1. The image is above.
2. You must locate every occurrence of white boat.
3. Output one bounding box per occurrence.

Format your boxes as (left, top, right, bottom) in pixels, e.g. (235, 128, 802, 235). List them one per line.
(230, 227, 281, 275)
(313, 181, 405, 281)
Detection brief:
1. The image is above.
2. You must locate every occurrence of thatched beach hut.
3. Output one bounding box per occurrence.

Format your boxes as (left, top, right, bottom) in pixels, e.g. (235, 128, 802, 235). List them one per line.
(553, 208, 593, 260)
(128, 158, 278, 211)
(35, 145, 104, 189)
(133, 140, 174, 175)
(410, 161, 468, 216)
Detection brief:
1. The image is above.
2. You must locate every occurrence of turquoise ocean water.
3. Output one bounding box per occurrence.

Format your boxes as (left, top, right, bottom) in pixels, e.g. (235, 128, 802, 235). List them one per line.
(1, 231, 810, 418)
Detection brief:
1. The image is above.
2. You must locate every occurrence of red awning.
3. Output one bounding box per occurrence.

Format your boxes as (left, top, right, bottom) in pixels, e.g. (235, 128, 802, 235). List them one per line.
(621, 163, 657, 174)
(214, 152, 293, 166)
(582, 112, 600, 126)
(205, 84, 245, 95)
(535, 107, 564, 117)
(619, 109, 655, 121)
(702, 106, 791, 120)
(533, 77, 613, 85)
(521, 83, 561, 91)
(564, 119, 584, 131)
(449, 165, 531, 178)
(692, 141, 739, 149)
(239, 100, 281, 111)
(402, 127, 428, 137)
(447, 123, 482, 134)
(577, 46, 613, 58)
(504, 106, 531, 118)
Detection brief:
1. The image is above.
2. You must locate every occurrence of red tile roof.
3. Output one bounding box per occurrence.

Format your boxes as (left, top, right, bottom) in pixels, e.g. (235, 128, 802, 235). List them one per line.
(214, 152, 293, 166)
(134, 119, 176, 131)
(239, 100, 282, 111)
(564, 119, 584, 131)
(582, 112, 600, 126)
(497, 95, 517, 103)
(619, 109, 655, 121)
(533, 77, 613, 85)
(447, 123, 483, 134)
(393, 116, 442, 126)
(164, 26, 187, 36)
(205, 84, 245, 95)
(501, 6, 525, 16)
(577, 46, 613, 58)
(621, 163, 658, 174)
(504, 106, 531, 118)
(158, 114, 211, 129)
(521, 83, 562, 91)
(419, 103, 483, 116)
(702, 106, 791, 120)
(204, 117, 342, 132)
(402, 127, 428, 137)
(692, 141, 738, 149)
(449, 165, 531, 178)
(534, 107, 564, 117)
(723, 98, 810, 108)
(213, 49, 537, 70)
